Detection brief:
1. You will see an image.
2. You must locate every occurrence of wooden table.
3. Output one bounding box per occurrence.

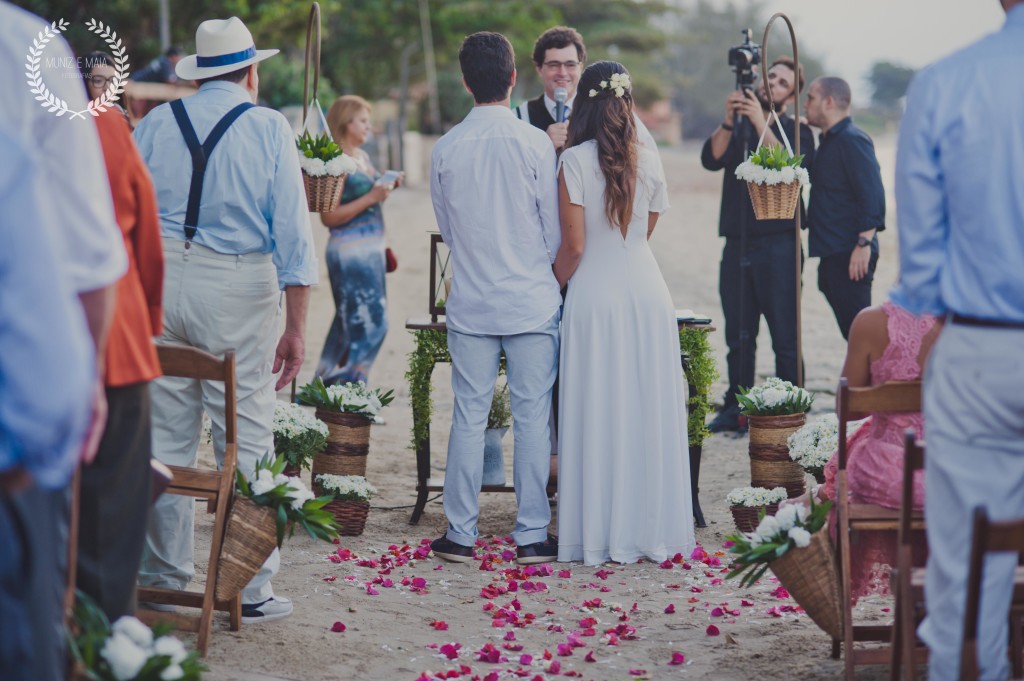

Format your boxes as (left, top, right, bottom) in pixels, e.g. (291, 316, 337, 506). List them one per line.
(405, 317, 716, 526)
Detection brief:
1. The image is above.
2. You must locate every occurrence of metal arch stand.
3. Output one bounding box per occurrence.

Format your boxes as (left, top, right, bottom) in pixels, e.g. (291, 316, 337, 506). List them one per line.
(760, 13, 803, 388)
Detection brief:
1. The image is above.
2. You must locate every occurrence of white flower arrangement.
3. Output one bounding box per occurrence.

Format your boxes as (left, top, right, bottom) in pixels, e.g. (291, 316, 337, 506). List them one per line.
(735, 143, 809, 187)
(726, 496, 832, 587)
(788, 413, 867, 477)
(298, 153, 358, 178)
(737, 376, 814, 416)
(236, 454, 338, 546)
(315, 473, 377, 502)
(588, 71, 631, 98)
(69, 593, 205, 681)
(273, 401, 328, 470)
(726, 486, 788, 508)
(297, 377, 395, 417)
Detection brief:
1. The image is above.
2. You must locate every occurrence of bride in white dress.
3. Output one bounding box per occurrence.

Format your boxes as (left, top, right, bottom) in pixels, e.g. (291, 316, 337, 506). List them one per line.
(554, 61, 695, 565)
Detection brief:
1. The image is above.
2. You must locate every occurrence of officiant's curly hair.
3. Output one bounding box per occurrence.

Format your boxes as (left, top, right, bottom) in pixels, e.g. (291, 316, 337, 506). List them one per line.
(566, 61, 637, 229)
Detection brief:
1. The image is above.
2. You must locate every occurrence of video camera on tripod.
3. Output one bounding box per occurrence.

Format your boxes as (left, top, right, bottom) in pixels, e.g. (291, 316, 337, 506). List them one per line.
(728, 29, 761, 93)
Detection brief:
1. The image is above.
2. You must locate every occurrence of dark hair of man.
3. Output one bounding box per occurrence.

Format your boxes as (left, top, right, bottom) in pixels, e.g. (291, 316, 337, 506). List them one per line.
(531, 26, 586, 67)
(196, 65, 250, 86)
(816, 76, 852, 109)
(459, 32, 515, 104)
(769, 55, 805, 95)
(165, 45, 184, 57)
(565, 61, 638, 229)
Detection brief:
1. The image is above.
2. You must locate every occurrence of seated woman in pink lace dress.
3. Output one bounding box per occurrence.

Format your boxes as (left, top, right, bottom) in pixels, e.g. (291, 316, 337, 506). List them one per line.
(818, 301, 939, 603)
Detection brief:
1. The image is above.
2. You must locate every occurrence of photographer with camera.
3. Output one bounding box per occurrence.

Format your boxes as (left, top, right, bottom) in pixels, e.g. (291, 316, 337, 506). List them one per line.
(701, 35, 815, 433)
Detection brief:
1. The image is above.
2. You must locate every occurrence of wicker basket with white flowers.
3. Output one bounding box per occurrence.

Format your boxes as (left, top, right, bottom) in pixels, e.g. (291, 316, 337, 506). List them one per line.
(216, 454, 337, 601)
(735, 140, 809, 221)
(726, 485, 788, 533)
(726, 498, 842, 638)
(315, 473, 377, 536)
(297, 131, 358, 212)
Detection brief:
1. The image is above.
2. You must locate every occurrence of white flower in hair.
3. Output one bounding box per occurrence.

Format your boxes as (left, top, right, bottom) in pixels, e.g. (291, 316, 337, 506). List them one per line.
(589, 72, 632, 98)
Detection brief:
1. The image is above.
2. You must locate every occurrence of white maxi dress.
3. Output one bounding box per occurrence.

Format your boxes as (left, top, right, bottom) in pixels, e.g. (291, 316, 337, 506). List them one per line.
(556, 140, 695, 565)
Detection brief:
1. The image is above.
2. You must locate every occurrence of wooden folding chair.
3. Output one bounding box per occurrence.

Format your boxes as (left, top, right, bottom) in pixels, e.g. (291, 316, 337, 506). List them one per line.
(888, 431, 929, 680)
(834, 378, 923, 679)
(136, 345, 240, 655)
(961, 508, 1024, 681)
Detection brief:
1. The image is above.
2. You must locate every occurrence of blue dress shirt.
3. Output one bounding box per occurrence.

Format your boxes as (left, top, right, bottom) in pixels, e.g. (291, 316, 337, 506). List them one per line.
(891, 5, 1024, 321)
(133, 81, 318, 289)
(0, 132, 93, 489)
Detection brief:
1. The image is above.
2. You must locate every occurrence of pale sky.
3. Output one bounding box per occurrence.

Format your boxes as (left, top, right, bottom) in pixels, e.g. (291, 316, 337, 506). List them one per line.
(698, 0, 1007, 103)
(688, 0, 1007, 102)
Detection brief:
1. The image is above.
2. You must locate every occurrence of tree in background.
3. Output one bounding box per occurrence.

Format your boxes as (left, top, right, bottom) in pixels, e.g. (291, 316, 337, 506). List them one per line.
(867, 60, 915, 112)
(663, 0, 825, 141)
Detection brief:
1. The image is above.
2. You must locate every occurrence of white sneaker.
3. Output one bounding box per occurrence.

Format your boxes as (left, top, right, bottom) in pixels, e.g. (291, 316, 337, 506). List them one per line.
(241, 596, 293, 624)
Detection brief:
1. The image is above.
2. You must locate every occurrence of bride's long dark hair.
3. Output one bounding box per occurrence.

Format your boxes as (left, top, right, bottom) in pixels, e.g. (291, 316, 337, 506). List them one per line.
(566, 61, 638, 229)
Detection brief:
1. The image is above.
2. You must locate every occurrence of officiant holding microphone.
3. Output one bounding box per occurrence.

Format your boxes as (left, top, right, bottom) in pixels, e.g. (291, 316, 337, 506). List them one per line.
(515, 26, 657, 153)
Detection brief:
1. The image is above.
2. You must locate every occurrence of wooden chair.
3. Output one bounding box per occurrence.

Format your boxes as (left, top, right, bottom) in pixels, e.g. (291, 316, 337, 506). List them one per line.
(888, 432, 929, 680)
(961, 508, 1024, 681)
(834, 378, 923, 679)
(136, 345, 240, 655)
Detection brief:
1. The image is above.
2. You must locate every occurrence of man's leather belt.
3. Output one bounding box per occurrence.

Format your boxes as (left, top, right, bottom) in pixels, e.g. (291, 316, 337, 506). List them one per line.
(950, 313, 1024, 330)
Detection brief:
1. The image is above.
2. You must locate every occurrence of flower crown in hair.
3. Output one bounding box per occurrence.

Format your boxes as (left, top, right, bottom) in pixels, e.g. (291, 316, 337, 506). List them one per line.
(588, 72, 631, 98)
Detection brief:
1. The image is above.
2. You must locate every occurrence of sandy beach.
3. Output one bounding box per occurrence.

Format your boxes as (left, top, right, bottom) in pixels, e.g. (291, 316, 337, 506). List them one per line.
(188, 137, 906, 681)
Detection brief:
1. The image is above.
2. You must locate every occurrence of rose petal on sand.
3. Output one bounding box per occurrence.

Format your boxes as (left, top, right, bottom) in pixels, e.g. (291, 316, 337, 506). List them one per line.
(668, 652, 686, 665)
(707, 624, 721, 636)
(330, 621, 346, 632)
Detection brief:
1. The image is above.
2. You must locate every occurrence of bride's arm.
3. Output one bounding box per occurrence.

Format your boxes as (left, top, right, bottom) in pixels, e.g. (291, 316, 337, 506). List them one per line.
(647, 212, 659, 240)
(553, 168, 584, 288)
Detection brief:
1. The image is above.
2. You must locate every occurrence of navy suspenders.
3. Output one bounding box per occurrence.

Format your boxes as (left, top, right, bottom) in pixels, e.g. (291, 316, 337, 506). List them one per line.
(169, 99, 255, 244)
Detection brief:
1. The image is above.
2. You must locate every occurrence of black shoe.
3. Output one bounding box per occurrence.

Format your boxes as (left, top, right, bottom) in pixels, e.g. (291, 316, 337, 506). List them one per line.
(517, 534, 558, 565)
(430, 536, 474, 563)
(708, 405, 744, 433)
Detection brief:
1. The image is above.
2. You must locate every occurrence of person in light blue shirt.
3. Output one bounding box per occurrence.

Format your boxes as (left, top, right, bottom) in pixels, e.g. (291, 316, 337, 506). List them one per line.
(134, 16, 317, 624)
(0, 130, 94, 681)
(891, 2, 1024, 678)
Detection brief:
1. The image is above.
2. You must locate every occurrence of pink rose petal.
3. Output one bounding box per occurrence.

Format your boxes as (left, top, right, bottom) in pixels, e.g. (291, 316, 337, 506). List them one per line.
(330, 621, 346, 632)
(664, 603, 676, 614)
(706, 624, 721, 636)
(669, 651, 686, 665)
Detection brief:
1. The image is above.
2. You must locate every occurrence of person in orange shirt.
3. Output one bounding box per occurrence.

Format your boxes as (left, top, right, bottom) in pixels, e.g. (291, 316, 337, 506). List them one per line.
(76, 104, 164, 620)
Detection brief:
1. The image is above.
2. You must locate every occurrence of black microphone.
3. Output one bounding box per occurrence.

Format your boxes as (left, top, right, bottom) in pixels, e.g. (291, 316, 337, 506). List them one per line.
(554, 87, 567, 123)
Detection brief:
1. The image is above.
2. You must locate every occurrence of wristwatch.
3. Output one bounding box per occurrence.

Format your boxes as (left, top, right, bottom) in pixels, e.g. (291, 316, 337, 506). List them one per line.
(856, 236, 872, 248)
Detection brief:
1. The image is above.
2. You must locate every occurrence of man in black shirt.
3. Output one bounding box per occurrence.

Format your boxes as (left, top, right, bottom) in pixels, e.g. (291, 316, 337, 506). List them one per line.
(805, 77, 885, 340)
(701, 57, 815, 432)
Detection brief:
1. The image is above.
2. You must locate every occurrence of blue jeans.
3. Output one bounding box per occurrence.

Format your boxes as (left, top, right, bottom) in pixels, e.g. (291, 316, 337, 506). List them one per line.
(444, 311, 560, 547)
(316, 222, 388, 385)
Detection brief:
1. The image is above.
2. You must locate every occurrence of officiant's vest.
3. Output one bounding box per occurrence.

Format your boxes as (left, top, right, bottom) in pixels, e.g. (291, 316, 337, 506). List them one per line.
(514, 96, 556, 131)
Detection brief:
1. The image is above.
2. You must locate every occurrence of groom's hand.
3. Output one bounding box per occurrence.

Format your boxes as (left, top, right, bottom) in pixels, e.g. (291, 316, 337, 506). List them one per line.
(547, 122, 568, 150)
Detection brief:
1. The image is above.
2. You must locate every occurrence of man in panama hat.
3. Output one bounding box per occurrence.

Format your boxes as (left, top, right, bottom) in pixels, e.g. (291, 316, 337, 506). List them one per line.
(134, 16, 318, 623)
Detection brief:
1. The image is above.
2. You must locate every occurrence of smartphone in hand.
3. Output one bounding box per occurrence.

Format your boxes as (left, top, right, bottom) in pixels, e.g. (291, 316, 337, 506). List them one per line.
(375, 170, 404, 188)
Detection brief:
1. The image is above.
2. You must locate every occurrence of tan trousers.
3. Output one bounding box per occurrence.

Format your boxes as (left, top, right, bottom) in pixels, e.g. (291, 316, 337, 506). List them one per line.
(140, 238, 281, 604)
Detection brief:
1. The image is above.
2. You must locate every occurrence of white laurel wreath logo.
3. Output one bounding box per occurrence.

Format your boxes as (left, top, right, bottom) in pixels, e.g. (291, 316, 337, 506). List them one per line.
(25, 18, 131, 120)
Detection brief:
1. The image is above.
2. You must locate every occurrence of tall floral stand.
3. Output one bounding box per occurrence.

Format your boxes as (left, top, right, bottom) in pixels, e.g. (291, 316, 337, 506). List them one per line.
(748, 413, 807, 498)
(311, 410, 372, 489)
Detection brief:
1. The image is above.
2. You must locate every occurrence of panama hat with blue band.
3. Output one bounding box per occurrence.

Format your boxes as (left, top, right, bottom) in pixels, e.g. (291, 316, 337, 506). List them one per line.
(175, 17, 278, 81)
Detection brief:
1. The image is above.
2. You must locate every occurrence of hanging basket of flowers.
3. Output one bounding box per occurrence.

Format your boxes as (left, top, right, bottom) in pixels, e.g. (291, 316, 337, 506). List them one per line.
(735, 110, 809, 221)
(297, 2, 356, 212)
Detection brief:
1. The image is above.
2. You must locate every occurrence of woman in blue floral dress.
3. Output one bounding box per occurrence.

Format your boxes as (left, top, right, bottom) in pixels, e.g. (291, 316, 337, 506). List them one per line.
(317, 96, 395, 385)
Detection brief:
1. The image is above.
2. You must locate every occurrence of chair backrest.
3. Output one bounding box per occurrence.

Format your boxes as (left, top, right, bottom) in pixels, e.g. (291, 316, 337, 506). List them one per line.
(961, 507, 1024, 681)
(897, 431, 926, 546)
(156, 344, 237, 463)
(836, 378, 922, 470)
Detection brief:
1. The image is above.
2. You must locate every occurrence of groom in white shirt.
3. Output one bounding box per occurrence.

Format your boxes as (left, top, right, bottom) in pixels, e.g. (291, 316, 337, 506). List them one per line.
(429, 31, 561, 565)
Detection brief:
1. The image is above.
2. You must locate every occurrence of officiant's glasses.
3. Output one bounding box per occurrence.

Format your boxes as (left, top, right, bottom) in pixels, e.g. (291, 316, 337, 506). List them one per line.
(542, 60, 581, 72)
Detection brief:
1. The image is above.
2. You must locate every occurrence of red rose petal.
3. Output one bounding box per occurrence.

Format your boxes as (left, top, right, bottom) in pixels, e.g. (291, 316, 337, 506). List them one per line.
(668, 651, 685, 665)
(664, 603, 676, 614)
(706, 624, 721, 636)
(330, 621, 346, 632)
